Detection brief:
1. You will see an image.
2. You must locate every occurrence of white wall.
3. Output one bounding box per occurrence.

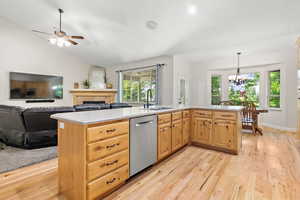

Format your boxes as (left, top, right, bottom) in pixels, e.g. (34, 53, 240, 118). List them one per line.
(173, 55, 192, 105)
(0, 17, 91, 107)
(189, 48, 298, 130)
(105, 55, 174, 105)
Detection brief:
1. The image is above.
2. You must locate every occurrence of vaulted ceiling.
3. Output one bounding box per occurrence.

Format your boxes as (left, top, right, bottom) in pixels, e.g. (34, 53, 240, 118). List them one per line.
(0, 0, 300, 66)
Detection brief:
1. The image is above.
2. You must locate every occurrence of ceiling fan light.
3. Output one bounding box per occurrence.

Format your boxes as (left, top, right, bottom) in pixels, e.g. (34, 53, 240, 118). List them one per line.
(64, 40, 71, 47)
(57, 41, 64, 48)
(49, 38, 57, 45)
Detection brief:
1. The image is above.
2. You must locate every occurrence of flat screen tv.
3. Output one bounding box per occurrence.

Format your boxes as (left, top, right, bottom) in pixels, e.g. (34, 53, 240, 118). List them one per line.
(10, 72, 63, 100)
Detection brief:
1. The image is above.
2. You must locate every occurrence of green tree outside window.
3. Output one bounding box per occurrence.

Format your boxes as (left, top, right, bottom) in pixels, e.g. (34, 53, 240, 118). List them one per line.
(211, 75, 221, 105)
(268, 70, 280, 108)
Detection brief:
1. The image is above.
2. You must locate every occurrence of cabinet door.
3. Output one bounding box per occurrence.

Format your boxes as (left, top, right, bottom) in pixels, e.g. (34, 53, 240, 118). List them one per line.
(191, 117, 212, 144)
(171, 120, 183, 152)
(158, 125, 172, 160)
(212, 120, 235, 149)
(182, 118, 190, 145)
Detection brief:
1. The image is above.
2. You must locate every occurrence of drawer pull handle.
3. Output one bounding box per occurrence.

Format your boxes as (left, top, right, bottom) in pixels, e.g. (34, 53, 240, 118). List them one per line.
(221, 115, 233, 117)
(106, 178, 116, 184)
(106, 128, 116, 133)
(106, 160, 118, 166)
(94, 146, 103, 151)
(106, 143, 120, 149)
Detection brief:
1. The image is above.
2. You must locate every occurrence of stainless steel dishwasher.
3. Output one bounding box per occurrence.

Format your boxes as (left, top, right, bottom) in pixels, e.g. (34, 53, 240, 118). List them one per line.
(130, 115, 157, 176)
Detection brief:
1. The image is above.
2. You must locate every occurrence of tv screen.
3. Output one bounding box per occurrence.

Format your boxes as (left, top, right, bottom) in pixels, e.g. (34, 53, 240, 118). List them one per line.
(10, 72, 63, 100)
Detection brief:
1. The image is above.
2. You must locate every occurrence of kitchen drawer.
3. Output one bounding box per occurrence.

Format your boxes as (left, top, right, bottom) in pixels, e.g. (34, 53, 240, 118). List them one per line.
(87, 165, 129, 200)
(158, 113, 171, 125)
(192, 110, 212, 118)
(87, 121, 129, 143)
(87, 150, 128, 182)
(87, 135, 129, 162)
(172, 111, 182, 121)
(183, 110, 191, 119)
(214, 111, 236, 121)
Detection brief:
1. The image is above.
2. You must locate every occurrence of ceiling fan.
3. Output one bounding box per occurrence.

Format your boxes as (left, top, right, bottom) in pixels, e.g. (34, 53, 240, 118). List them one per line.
(32, 8, 84, 47)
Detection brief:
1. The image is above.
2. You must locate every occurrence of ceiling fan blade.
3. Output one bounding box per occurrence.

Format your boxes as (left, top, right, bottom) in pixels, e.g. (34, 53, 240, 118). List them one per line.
(32, 30, 52, 35)
(70, 36, 84, 39)
(68, 39, 78, 45)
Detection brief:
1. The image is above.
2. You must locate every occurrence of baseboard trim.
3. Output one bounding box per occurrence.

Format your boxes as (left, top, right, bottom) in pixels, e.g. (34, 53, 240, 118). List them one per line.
(261, 123, 297, 134)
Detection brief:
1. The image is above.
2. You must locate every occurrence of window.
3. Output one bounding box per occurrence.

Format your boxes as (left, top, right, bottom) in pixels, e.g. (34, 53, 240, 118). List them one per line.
(268, 70, 280, 108)
(211, 75, 221, 105)
(118, 67, 158, 104)
(228, 72, 260, 106)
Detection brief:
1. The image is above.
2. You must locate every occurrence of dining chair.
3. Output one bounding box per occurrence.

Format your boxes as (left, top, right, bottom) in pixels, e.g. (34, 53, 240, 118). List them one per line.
(241, 102, 259, 134)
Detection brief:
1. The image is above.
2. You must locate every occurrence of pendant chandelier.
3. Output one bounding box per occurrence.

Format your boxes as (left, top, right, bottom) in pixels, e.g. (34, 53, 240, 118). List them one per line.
(233, 52, 245, 86)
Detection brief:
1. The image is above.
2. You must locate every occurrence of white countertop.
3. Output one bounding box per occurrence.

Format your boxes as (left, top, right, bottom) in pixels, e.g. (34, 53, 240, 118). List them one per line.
(51, 105, 243, 125)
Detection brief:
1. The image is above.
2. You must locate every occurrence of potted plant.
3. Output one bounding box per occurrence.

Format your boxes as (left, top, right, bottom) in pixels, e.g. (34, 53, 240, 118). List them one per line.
(83, 80, 90, 89)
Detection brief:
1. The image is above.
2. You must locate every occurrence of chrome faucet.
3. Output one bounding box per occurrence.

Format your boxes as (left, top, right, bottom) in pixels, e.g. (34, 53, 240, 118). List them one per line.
(145, 89, 153, 109)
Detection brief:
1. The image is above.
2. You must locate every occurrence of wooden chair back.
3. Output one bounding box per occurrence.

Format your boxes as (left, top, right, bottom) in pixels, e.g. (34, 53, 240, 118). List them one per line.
(241, 102, 257, 132)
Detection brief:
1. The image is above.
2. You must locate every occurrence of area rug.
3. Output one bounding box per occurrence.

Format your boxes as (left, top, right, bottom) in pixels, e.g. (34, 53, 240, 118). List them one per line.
(0, 144, 57, 173)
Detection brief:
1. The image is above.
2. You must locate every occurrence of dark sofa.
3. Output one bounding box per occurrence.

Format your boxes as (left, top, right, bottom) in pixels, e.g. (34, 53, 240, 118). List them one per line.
(0, 103, 132, 149)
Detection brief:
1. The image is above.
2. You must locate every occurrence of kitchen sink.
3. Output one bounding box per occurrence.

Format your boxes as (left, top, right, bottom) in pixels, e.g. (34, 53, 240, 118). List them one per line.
(148, 106, 173, 110)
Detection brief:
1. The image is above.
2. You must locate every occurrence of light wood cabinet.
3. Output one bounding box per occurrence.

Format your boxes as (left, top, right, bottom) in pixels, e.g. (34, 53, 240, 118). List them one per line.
(87, 150, 128, 182)
(171, 120, 183, 152)
(212, 120, 235, 149)
(192, 110, 212, 118)
(191, 109, 241, 154)
(157, 123, 172, 160)
(58, 119, 129, 200)
(87, 135, 129, 162)
(182, 118, 190, 145)
(158, 111, 187, 161)
(87, 165, 129, 200)
(183, 110, 191, 118)
(158, 113, 171, 125)
(87, 121, 129, 143)
(57, 108, 241, 199)
(172, 111, 182, 121)
(192, 118, 212, 144)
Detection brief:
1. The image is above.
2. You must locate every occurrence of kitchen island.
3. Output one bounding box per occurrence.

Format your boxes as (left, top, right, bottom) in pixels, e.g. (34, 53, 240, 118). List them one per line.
(51, 105, 243, 200)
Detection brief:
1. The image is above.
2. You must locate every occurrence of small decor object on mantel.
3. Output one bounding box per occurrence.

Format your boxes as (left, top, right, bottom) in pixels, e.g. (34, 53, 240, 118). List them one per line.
(106, 83, 113, 89)
(82, 80, 90, 89)
(74, 82, 79, 89)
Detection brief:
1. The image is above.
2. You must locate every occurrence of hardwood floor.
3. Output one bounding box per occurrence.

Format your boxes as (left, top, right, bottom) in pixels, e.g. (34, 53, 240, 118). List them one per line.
(105, 132, 300, 200)
(1, 132, 300, 200)
(0, 159, 58, 200)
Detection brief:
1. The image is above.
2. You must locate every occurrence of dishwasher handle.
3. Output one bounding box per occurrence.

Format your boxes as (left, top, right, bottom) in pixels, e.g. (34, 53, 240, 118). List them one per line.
(135, 120, 153, 127)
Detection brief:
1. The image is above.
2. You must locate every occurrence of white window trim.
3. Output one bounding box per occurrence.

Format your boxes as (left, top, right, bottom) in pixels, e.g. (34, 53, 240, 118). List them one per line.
(208, 64, 283, 110)
(116, 65, 162, 105)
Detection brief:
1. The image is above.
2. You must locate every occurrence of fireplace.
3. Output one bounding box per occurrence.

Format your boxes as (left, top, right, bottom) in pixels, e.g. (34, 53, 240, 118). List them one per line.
(70, 89, 117, 105)
(83, 101, 106, 104)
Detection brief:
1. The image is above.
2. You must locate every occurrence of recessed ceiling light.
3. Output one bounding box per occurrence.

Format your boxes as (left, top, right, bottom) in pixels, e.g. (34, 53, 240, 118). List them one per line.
(187, 5, 197, 15)
(146, 20, 158, 30)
